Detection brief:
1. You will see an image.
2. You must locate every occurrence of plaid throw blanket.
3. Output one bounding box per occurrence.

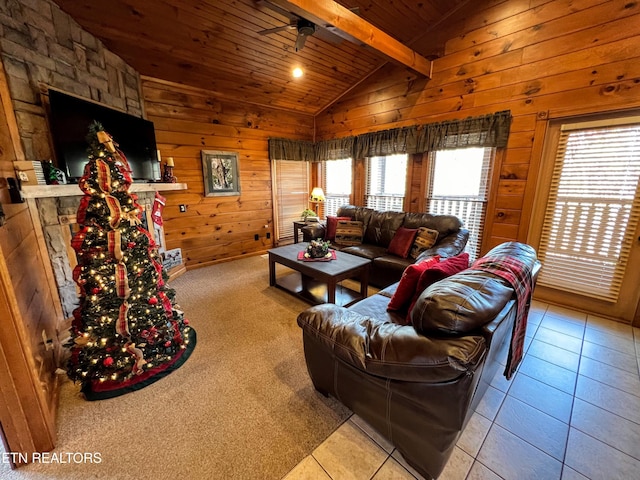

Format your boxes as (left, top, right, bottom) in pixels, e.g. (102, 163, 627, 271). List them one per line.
(471, 252, 534, 380)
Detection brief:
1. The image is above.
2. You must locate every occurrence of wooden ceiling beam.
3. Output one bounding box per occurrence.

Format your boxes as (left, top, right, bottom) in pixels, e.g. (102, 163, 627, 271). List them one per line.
(267, 0, 433, 78)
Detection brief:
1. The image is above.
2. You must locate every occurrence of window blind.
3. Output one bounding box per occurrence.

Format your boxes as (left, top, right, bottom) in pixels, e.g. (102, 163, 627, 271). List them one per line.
(321, 158, 352, 217)
(273, 160, 309, 242)
(426, 147, 493, 262)
(537, 121, 640, 302)
(365, 154, 407, 211)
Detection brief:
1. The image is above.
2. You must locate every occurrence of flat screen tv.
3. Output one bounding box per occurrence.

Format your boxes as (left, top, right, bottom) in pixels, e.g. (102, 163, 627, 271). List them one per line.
(48, 89, 161, 183)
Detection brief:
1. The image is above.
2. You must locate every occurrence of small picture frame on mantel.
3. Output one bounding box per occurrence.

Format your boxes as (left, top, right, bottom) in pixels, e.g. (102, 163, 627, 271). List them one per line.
(201, 150, 241, 196)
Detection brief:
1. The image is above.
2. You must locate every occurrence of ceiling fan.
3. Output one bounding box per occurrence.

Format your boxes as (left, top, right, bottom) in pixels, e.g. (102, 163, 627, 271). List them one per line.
(255, 0, 361, 51)
(258, 17, 319, 52)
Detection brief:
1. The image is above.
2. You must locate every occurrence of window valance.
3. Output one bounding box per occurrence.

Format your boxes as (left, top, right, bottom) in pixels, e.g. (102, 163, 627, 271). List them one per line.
(268, 110, 511, 161)
(314, 137, 355, 161)
(417, 111, 512, 151)
(268, 137, 315, 161)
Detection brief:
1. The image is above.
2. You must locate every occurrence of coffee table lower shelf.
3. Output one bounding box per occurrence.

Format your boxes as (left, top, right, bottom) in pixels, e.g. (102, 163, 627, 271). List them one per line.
(275, 272, 364, 307)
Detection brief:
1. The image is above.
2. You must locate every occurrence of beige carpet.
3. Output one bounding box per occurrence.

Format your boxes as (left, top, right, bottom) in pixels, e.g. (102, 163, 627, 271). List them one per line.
(1, 255, 351, 480)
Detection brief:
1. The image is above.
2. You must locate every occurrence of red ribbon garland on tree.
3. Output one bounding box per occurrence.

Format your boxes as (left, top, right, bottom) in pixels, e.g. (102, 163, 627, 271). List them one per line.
(125, 342, 147, 374)
(117, 302, 130, 338)
(108, 230, 124, 261)
(115, 263, 130, 299)
(96, 159, 112, 193)
(157, 291, 173, 317)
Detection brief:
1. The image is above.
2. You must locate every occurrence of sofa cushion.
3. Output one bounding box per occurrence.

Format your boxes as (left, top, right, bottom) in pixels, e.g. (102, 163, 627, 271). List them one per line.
(410, 227, 439, 259)
(363, 210, 405, 247)
(387, 257, 440, 316)
(326, 216, 351, 241)
(297, 304, 488, 382)
(403, 212, 464, 237)
(387, 227, 419, 258)
(408, 253, 470, 315)
(341, 244, 387, 260)
(335, 220, 364, 246)
(411, 270, 514, 336)
(337, 205, 374, 231)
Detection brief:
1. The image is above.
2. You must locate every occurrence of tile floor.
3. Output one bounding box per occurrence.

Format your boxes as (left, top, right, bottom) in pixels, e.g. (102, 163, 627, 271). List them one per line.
(283, 300, 640, 480)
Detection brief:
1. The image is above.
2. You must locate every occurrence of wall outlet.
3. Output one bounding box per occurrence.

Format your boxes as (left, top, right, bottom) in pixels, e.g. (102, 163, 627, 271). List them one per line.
(266, 232, 270, 239)
(179, 204, 187, 212)
(254, 234, 259, 241)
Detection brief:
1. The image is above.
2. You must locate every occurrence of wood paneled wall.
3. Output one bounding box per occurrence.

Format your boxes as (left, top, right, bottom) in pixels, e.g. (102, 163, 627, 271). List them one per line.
(315, 0, 640, 254)
(0, 64, 56, 461)
(141, 78, 314, 268)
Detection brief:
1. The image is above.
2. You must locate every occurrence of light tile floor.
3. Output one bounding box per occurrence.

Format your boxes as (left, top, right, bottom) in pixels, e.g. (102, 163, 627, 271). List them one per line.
(283, 300, 640, 480)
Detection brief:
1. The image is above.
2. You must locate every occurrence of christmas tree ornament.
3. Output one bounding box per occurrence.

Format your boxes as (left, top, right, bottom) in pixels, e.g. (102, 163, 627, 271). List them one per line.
(66, 122, 196, 401)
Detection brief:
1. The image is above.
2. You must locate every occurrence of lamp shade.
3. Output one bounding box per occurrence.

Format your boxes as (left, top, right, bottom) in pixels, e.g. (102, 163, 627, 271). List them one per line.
(310, 187, 326, 202)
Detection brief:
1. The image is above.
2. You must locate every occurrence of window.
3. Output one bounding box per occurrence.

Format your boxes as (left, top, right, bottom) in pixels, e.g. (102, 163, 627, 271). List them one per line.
(321, 158, 352, 216)
(536, 118, 640, 302)
(365, 154, 407, 211)
(426, 147, 493, 261)
(272, 160, 309, 242)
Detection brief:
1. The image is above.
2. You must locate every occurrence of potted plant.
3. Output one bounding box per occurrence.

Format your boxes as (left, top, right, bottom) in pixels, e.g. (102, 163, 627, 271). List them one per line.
(300, 208, 318, 222)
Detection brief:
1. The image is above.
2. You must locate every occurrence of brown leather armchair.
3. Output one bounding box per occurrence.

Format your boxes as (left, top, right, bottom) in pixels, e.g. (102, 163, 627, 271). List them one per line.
(297, 242, 540, 480)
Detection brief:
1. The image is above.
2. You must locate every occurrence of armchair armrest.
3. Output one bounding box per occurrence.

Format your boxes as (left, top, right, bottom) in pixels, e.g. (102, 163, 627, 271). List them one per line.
(297, 303, 486, 383)
(416, 228, 470, 262)
(301, 223, 327, 242)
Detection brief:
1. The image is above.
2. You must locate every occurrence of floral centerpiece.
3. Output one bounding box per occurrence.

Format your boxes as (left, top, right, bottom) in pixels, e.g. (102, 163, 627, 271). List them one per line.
(305, 238, 331, 259)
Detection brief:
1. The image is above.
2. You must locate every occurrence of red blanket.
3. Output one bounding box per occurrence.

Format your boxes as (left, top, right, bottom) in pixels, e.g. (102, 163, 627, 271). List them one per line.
(471, 253, 535, 379)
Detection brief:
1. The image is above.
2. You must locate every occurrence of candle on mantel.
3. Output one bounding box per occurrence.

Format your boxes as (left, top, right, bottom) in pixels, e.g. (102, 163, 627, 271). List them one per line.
(165, 157, 175, 167)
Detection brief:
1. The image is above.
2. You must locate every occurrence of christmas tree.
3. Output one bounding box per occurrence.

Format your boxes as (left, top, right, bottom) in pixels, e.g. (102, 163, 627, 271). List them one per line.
(67, 122, 196, 400)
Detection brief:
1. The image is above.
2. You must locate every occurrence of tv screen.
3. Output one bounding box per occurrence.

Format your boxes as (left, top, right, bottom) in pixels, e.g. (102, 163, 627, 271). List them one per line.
(48, 89, 161, 183)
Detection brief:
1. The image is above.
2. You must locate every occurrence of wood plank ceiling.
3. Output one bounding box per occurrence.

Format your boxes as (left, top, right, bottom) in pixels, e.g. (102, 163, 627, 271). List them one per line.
(52, 0, 468, 115)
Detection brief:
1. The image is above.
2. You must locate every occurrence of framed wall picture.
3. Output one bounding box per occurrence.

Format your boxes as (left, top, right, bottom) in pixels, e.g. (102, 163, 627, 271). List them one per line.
(201, 150, 241, 196)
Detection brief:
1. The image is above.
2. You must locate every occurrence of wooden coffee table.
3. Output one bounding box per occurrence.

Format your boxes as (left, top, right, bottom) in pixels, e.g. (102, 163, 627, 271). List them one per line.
(268, 243, 370, 307)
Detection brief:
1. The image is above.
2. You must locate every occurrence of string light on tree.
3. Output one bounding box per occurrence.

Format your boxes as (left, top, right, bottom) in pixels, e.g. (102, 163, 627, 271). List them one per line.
(66, 121, 197, 401)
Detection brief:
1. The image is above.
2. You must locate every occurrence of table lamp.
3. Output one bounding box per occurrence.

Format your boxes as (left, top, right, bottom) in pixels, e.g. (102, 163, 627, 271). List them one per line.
(309, 187, 325, 216)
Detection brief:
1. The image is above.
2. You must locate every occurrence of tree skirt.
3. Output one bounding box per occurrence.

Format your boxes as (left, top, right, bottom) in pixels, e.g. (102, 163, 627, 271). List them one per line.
(81, 328, 197, 401)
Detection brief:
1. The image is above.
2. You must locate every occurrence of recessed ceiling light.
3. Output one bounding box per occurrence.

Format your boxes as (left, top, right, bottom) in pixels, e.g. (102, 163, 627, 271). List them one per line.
(292, 67, 303, 78)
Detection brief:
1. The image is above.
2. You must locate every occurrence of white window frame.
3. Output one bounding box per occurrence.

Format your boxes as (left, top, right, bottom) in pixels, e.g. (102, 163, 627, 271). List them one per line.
(320, 158, 352, 217)
(364, 154, 408, 212)
(533, 115, 640, 302)
(425, 147, 494, 262)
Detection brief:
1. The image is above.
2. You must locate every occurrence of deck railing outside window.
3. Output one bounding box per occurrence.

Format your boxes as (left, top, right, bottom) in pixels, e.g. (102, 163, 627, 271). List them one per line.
(364, 194, 405, 212)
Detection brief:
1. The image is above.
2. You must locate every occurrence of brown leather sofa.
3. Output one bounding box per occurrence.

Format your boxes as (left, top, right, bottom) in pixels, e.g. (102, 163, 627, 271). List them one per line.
(302, 205, 469, 288)
(297, 242, 540, 480)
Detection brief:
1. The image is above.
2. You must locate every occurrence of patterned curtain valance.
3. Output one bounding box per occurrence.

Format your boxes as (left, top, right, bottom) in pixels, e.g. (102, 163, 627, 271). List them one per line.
(353, 126, 419, 158)
(314, 136, 355, 161)
(268, 110, 512, 162)
(268, 137, 315, 161)
(417, 110, 512, 151)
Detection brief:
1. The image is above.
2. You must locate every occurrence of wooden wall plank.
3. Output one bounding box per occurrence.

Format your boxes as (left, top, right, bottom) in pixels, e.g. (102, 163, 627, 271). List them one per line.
(142, 78, 314, 268)
(315, 0, 640, 258)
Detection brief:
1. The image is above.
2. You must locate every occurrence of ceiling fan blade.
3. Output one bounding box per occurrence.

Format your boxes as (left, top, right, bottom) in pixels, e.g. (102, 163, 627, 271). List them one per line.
(257, 24, 295, 35)
(295, 32, 309, 51)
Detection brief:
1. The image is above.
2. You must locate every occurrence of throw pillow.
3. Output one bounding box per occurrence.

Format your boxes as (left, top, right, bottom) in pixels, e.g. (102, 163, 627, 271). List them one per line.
(387, 227, 419, 258)
(409, 227, 439, 259)
(325, 216, 351, 241)
(407, 253, 470, 316)
(334, 220, 364, 246)
(387, 256, 440, 313)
